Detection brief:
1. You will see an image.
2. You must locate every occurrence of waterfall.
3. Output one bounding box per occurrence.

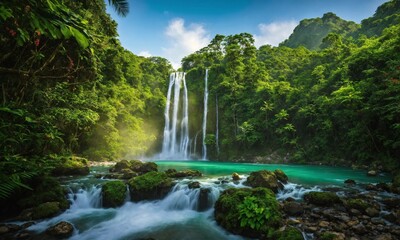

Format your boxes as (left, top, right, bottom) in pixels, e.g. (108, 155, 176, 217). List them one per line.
(215, 94, 219, 156)
(202, 69, 209, 160)
(160, 72, 190, 159)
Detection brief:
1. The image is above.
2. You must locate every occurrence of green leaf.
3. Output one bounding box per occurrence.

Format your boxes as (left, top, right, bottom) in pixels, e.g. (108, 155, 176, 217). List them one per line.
(70, 27, 89, 49)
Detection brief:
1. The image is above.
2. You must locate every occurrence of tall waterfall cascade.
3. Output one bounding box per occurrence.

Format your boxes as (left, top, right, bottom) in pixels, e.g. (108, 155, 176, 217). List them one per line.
(202, 69, 209, 160)
(160, 72, 190, 159)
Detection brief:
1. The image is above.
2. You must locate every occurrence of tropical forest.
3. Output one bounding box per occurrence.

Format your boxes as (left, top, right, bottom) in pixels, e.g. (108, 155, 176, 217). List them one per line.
(0, 0, 400, 239)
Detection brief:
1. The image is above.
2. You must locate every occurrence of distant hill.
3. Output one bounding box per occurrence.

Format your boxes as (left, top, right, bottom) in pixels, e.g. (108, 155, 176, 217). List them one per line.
(280, 12, 359, 50)
(356, 0, 400, 37)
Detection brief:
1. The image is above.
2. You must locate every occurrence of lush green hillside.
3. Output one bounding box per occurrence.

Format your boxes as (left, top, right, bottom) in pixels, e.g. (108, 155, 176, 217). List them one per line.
(280, 12, 359, 50)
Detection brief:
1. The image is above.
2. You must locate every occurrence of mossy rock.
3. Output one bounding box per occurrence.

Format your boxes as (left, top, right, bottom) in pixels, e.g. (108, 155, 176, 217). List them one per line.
(102, 181, 127, 207)
(345, 198, 369, 212)
(110, 160, 157, 176)
(17, 176, 69, 210)
(128, 171, 173, 201)
(52, 156, 89, 176)
(110, 160, 132, 172)
(20, 202, 61, 220)
(46, 221, 74, 238)
(319, 232, 337, 240)
(273, 226, 303, 240)
(245, 170, 283, 193)
(214, 187, 282, 238)
(304, 191, 341, 206)
(274, 169, 288, 184)
(165, 169, 202, 178)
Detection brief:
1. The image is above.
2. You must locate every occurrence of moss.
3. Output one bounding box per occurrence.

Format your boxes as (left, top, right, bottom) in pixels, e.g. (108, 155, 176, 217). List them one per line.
(345, 198, 369, 212)
(319, 232, 336, 240)
(245, 170, 282, 193)
(166, 169, 202, 178)
(274, 169, 288, 184)
(18, 202, 62, 220)
(274, 226, 303, 240)
(214, 187, 282, 238)
(52, 156, 89, 176)
(102, 181, 127, 207)
(304, 191, 341, 206)
(17, 176, 69, 210)
(128, 171, 173, 201)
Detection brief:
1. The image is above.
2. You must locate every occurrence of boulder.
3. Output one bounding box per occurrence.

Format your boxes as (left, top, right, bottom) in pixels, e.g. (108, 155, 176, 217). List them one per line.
(245, 170, 283, 193)
(128, 171, 173, 201)
(214, 187, 282, 238)
(165, 169, 202, 178)
(365, 207, 380, 217)
(367, 170, 377, 176)
(304, 192, 341, 206)
(46, 221, 74, 238)
(109, 160, 158, 176)
(345, 198, 369, 212)
(20, 202, 61, 220)
(110, 159, 131, 172)
(188, 181, 201, 189)
(273, 226, 303, 240)
(274, 169, 288, 184)
(52, 156, 89, 176)
(198, 188, 211, 211)
(102, 181, 127, 207)
(344, 179, 356, 185)
(232, 172, 241, 181)
(283, 201, 304, 216)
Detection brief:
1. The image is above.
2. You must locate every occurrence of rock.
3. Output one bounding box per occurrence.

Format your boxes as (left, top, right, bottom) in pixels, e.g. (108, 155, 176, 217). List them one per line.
(232, 172, 241, 181)
(214, 187, 282, 238)
(274, 169, 288, 184)
(46, 221, 74, 238)
(319, 221, 330, 228)
(383, 212, 397, 223)
(188, 181, 201, 189)
(52, 156, 90, 176)
(273, 226, 303, 240)
(367, 170, 377, 176)
(0, 226, 9, 234)
(102, 181, 127, 207)
(110, 159, 131, 172)
(245, 170, 283, 193)
(352, 223, 367, 235)
(20, 202, 61, 220)
(349, 208, 361, 215)
(347, 219, 359, 227)
(165, 169, 202, 178)
(376, 234, 393, 240)
(365, 207, 380, 217)
(344, 179, 356, 185)
(15, 231, 30, 239)
(304, 192, 341, 206)
(345, 198, 369, 212)
(366, 184, 377, 190)
(382, 198, 400, 209)
(198, 188, 211, 211)
(283, 201, 304, 216)
(128, 171, 173, 201)
(376, 182, 390, 192)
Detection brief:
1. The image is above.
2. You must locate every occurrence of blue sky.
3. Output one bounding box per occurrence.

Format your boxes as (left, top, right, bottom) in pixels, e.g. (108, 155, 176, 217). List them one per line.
(106, 0, 388, 69)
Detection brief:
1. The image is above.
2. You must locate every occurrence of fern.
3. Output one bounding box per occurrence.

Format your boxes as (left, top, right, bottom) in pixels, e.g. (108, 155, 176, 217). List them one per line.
(0, 172, 36, 200)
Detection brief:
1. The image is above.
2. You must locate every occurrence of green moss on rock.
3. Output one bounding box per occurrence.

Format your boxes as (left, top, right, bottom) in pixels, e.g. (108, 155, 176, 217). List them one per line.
(274, 169, 289, 184)
(20, 202, 61, 220)
(165, 169, 202, 178)
(214, 187, 282, 238)
(245, 170, 283, 193)
(304, 191, 341, 206)
(274, 226, 303, 240)
(52, 156, 89, 176)
(17, 177, 69, 210)
(102, 181, 127, 207)
(345, 198, 369, 212)
(128, 171, 173, 201)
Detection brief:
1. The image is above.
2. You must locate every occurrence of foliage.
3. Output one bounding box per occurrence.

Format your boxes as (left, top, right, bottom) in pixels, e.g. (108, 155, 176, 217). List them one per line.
(102, 180, 127, 207)
(214, 187, 282, 238)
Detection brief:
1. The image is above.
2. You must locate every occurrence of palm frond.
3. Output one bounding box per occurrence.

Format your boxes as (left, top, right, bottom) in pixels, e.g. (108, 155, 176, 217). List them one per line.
(108, 0, 129, 17)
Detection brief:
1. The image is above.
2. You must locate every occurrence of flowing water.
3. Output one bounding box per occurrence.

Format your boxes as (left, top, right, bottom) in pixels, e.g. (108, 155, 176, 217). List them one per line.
(22, 161, 392, 240)
(202, 69, 209, 160)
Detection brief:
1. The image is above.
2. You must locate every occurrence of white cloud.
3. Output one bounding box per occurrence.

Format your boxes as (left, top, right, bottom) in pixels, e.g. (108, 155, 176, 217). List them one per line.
(138, 51, 152, 58)
(163, 18, 210, 69)
(254, 20, 298, 48)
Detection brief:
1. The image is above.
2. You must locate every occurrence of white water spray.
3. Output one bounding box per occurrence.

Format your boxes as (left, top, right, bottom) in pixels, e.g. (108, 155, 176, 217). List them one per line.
(202, 69, 209, 160)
